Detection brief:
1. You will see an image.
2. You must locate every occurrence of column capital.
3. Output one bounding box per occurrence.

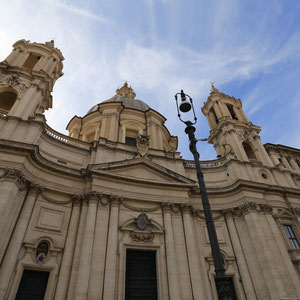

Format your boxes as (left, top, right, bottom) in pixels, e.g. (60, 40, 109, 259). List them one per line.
(85, 191, 101, 204)
(161, 202, 173, 213)
(71, 194, 82, 207)
(109, 195, 122, 207)
(223, 208, 235, 218)
(28, 183, 43, 197)
(180, 203, 192, 214)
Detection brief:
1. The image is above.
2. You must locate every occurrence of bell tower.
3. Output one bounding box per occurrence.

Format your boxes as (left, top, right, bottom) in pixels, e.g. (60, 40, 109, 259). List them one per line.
(0, 39, 64, 120)
(201, 84, 273, 166)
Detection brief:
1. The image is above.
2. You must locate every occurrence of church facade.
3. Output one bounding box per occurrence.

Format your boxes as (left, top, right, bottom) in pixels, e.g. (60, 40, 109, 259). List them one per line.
(0, 40, 300, 300)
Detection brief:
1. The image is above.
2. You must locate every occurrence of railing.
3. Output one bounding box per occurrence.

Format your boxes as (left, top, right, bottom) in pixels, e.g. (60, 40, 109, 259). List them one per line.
(44, 124, 90, 150)
(184, 156, 227, 168)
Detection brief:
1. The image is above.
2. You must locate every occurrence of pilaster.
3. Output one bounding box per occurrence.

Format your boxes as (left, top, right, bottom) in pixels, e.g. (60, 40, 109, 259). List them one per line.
(55, 195, 81, 300)
(0, 183, 41, 299)
(103, 195, 121, 300)
(161, 202, 181, 300)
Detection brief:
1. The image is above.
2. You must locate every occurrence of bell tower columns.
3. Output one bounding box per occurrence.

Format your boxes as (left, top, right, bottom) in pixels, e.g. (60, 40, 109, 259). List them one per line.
(201, 85, 273, 167)
(0, 39, 64, 121)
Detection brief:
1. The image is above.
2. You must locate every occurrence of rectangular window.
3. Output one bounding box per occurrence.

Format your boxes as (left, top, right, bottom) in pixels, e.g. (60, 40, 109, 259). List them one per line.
(16, 269, 49, 300)
(283, 225, 300, 249)
(125, 136, 136, 146)
(125, 249, 158, 300)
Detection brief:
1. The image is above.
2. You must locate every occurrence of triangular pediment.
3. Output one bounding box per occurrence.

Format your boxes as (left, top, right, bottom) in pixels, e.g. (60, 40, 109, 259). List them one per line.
(88, 157, 195, 185)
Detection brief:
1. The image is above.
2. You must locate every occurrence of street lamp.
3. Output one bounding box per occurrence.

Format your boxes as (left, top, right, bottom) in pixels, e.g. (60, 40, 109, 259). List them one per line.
(175, 90, 235, 300)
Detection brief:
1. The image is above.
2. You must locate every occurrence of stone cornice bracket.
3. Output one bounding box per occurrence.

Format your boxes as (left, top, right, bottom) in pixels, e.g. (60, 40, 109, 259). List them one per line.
(109, 194, 122, 207)
(2, 168, 28, 189)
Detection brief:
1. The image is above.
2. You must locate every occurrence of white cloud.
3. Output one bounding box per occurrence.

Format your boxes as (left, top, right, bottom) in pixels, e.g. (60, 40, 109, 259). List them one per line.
(41, 0, 109, 23)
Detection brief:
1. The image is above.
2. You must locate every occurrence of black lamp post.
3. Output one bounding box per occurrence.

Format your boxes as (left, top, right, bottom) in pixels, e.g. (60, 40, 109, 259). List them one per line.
(175, 90, 235, 300)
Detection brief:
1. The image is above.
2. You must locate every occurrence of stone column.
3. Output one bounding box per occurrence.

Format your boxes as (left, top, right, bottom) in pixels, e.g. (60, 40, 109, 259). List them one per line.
(67, 198, 88, 300)
(103, 195, 120, 300)
(14, 51, 29, 66)
(290, 158, 299, 170)
(54, 196, 81, 300)
(88, 195, 110, 299)
(0, 169, 27, 262)
(100, 117, 108, 139)
(5, 47, 21, 65)
(74, 192, 99, 300)
(224, 209, 256, 300)
(0, 183, 41, 299)
(181, 205, 205, 300)
(162, 203, 181, 300)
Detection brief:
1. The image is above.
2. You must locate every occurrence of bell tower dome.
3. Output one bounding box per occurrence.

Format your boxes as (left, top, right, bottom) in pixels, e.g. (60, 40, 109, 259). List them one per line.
(202, 84, 273, 166)
(0, 39, 64, 120)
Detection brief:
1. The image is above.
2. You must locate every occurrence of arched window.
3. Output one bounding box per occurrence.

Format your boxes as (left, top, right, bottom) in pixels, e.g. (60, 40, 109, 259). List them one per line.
(242, 141, 257, 160)
(226, 104, 238, 120)
(0, 90, 17, 112)
(22, 53, 41, 69)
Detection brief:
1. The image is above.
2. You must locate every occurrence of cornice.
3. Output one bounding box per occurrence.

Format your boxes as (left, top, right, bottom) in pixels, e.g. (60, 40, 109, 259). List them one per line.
(0, 139, 84, 179)
(189, 178, 300, 197)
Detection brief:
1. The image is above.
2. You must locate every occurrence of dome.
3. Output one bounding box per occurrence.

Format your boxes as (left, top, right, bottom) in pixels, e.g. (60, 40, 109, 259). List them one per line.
(86, 83, 150, 115)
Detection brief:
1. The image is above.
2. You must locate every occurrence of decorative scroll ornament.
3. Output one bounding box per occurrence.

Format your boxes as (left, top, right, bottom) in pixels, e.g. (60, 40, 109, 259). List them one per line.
(130, 231, 154, 243)
(136, 134, 150, 157)
(135, 213, 150, 230)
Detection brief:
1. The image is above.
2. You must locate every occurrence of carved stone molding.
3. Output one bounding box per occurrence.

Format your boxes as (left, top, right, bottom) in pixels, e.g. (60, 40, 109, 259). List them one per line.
(290, 207, 300, 216)
(122, 201, 160, 212)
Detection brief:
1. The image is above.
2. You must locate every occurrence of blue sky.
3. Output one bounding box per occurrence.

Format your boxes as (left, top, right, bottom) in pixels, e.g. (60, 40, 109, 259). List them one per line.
(1, 0, 300, 160)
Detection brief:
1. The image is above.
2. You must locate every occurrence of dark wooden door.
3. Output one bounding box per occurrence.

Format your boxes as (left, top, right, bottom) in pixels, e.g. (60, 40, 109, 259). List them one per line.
(15, 269, 49, 300)
(125, 250, 158, 300)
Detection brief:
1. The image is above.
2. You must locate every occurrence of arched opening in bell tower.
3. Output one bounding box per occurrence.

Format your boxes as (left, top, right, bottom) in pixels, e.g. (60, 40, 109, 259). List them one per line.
(208, 107, 219, 127)
(226, 104, 238, 120)
(22, 53, 41, 69)
(0, 90, 17, 113)
(242, 141, 257, 161)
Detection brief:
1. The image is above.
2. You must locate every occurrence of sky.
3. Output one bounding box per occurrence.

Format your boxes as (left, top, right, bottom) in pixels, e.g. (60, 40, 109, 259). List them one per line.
(0, 0, 300, 160)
